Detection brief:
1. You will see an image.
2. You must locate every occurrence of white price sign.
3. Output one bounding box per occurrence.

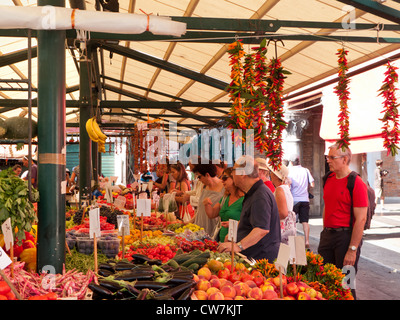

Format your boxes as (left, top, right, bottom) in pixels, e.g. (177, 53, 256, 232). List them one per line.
(117, 215, 130, 236)
(89, 208, 101, 238)
(227, 219, 238, 242)
(137, 199, 151, 217)
(0, 246, 12, 270)
(1, 218, 13, 251)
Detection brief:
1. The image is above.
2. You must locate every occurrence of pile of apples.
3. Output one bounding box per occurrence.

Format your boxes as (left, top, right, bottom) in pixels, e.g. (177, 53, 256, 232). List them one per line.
(191, 259, 325, 300)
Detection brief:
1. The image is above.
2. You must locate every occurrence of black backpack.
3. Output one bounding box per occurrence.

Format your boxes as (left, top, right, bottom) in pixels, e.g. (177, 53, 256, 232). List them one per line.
(322, 171, 376, 230)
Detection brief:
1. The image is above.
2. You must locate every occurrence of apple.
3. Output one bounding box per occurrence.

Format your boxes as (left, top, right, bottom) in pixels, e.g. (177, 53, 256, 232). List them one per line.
(260, 283, 275, 293)
(247, 287, 263, 300)
(286, 282, 299, 296)
(220, 284, 236, 299)
(234, 282, 250, 297)
(196, 279, 211, 291)
(197, 267, 212, 280)
(209, 291, 225, 300)
(297, 281, 310, 292)
(253, 275, 265, 287)
(305, 287, 317, 299)
(297, 292, 311, 300)
(272, 275, 287, 287)
(262, 289, 278, 300)
(209, 278, 222, 289)
(193, 290, 208, 300)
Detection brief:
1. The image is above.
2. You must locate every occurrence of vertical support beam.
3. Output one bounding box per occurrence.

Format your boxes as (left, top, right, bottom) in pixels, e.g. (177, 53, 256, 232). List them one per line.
(37, 0, 66, 273)
(79, 59, 93, 203)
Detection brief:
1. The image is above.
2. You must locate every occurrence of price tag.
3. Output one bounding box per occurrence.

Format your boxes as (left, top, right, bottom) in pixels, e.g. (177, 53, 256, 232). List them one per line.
(89, 208, 101, 239)
(1, 218, 13, 251)
(0, 246, 12, 270)
(117, 215, 130, 236)
(274, 243, 291, 274)
(227, 219, 238, 242)
(288, 236, 307, 265)
(137, 199, 151, 217)
(114, 196, 126, 209)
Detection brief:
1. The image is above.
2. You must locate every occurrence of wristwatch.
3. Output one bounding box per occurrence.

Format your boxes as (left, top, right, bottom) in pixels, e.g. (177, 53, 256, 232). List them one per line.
(349, 245, 357, 251)
(236, 242, 243, 251)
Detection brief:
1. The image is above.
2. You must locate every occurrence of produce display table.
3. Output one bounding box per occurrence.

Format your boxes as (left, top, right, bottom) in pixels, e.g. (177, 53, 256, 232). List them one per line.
(0, 203, 354, 300)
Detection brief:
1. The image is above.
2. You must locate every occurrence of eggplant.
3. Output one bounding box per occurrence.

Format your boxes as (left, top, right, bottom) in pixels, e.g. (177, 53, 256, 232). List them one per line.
(158, 280, 196, 299)
(113, 270, 154, 281)
(166, 276, 195, 286)
(115, 261, 136, 271)
(98, 269, 114, 277)
(98, 263, 115, 272)
(133, 280, 170, 291)
(131, 253, 162, 265)
(88, 283, 115, 299)
(98, 279, 124, 292)
(177, 287, 194, 300)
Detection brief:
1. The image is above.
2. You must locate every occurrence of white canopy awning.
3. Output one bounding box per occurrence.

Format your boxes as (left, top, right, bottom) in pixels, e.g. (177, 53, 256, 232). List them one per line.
(319, 60, 400, 154)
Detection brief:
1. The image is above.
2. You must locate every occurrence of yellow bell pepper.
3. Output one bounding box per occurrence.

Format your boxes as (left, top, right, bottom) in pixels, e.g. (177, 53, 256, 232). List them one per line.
(20, 247, 37, 265)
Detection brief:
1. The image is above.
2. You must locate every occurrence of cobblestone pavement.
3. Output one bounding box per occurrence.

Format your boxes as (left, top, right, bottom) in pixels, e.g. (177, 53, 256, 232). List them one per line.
(300, 203, 400, 300)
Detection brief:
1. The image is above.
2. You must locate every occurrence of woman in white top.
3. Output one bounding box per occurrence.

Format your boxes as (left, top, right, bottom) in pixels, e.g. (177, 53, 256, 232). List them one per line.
(267, 163, 297, 245)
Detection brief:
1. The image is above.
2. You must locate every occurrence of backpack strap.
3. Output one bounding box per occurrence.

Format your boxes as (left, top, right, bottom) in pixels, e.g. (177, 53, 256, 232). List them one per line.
(322, 170, 334, 188)
(346, 171, 359, 227)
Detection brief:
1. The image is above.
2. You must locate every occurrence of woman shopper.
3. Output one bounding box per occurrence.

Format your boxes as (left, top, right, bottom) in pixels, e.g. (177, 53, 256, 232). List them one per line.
(203, 167, 244, 242)
(191, 162, 224, 237)
(268, 163, 296, 245)
(169, 162, 194, 219)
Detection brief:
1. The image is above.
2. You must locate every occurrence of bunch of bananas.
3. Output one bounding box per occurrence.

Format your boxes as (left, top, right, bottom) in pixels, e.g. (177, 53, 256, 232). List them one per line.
(86, 117, 107, 153)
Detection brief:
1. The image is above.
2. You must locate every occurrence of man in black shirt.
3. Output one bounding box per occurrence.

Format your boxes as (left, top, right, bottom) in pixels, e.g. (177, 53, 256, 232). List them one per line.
(218, 155, 281, 261)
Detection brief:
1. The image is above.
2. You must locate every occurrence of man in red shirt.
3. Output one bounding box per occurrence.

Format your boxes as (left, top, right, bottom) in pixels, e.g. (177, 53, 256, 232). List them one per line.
(318, 143, 368, 299)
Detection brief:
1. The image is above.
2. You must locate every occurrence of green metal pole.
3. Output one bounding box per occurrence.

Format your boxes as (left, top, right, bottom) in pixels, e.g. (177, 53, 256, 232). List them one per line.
(37, 0, 66, 274)
(79, 59, 93, 204)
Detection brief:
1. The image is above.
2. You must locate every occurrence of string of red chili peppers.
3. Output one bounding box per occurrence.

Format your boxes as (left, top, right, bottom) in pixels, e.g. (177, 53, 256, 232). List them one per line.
(265, 57, 289, 170)
(333, 48, 351, 151)
(226, 41, 247, 146)
(378, 62, 400, 156)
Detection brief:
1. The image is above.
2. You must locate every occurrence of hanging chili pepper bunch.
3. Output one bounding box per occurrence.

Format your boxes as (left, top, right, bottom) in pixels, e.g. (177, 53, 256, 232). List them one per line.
(333, 48, 351, 151)
(226, 40, 247, 146)
(265, 57, 289, 170)
(378, 61, 400, 156)
(250, 39, 270, 154)
(132, 127, 140, 174)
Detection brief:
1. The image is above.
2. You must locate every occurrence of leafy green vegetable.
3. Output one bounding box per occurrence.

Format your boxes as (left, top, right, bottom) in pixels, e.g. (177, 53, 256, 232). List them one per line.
(0, 167, 39, 243)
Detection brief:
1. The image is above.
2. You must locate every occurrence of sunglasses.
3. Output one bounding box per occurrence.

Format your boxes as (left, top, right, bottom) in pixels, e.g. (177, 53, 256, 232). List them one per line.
(221, 175, 230, 181)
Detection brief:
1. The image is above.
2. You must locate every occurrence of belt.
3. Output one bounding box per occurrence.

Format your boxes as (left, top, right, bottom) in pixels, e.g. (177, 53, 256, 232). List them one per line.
(324, 227, 351, 232)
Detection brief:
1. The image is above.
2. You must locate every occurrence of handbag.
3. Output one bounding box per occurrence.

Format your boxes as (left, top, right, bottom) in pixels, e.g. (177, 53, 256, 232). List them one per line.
(211, 217, 221, 242)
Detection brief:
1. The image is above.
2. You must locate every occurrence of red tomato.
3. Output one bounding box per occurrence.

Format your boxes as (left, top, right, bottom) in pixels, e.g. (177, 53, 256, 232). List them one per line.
(0, 281, 11, 295)
(253, 275, 265, 287)
(228, 271, 241, 283)
(28, 295, 48, 300)
(44, 292, 58, 300)
(218, 268, 231, 279)
(251, 270, 263, 278)
(5, 290, 17, 300)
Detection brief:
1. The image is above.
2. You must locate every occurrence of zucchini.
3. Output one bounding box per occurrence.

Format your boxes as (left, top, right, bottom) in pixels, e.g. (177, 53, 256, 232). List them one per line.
(181, 251, 211, 267)
(187, 263, 199, 271)
(172, 253, 192, 265)
(165, 259, 180, 269)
